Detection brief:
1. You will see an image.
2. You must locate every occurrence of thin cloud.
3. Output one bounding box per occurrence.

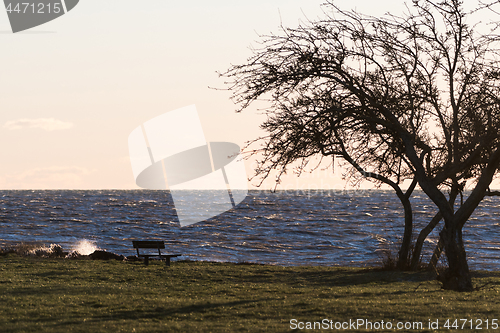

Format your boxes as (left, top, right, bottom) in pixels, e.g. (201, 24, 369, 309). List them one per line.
(3, 118, 74, 131)
(0, 166, 94, 189)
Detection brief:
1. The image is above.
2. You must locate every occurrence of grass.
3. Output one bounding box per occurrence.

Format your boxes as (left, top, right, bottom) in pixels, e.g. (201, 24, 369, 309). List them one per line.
(1, 255, 500, 332)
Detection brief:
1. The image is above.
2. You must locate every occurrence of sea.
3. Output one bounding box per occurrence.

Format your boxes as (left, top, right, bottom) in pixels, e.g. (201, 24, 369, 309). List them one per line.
(1, 190, 500, 270)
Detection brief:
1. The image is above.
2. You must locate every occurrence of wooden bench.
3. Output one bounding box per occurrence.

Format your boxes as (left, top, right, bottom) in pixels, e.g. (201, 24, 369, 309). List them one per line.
(132, 240, 181, 266)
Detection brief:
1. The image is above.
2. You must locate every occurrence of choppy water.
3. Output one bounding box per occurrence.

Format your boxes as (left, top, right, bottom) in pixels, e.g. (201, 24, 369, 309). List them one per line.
(1, 190, 500, 270)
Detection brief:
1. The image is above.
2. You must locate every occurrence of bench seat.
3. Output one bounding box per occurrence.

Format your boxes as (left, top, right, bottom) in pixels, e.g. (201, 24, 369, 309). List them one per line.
(132, 240, 181, 266)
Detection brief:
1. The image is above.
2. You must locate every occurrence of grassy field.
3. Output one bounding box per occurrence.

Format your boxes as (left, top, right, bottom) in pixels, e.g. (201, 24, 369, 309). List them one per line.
(1, 255, 500, 332)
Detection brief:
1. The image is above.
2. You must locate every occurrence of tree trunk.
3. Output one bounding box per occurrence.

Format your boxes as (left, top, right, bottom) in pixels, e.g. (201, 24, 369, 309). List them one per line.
(438, 224, 473, 291)
(408, 182, 461, 272)
(396, 179, 417, 270)
(397, 195, 412, 269)
(410, 186, 459, 270)
(428, 234, 443, 271)
(410, 211, 442, 270)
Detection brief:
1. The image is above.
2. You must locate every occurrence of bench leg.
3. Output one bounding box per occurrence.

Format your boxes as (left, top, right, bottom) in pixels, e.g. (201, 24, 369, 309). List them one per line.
(165, 257, 171, 266)
(144, 257, 149, 266)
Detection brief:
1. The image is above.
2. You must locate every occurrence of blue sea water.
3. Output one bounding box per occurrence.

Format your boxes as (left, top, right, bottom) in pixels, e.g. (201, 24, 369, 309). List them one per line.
(1, 190, 500, 270)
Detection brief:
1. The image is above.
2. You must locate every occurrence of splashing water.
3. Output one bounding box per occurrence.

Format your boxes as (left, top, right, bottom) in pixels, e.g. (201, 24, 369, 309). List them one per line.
(73, 240, 100, 255)
(28, 243, 63, 257)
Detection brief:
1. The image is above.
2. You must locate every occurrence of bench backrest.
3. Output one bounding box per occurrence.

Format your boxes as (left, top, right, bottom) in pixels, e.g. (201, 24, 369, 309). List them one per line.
(132, 240, 165, 249)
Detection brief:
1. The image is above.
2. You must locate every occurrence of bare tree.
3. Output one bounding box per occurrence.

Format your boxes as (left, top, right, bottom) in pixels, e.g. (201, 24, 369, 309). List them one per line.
(222, 0, 500, 291)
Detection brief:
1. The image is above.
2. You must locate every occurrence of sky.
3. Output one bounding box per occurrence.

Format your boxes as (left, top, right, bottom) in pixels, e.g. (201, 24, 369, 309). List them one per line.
(0, 0, 495, 190)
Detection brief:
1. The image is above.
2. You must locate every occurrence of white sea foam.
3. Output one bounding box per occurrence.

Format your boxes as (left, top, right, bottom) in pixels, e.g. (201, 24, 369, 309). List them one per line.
(72, 239, 100, 255)
(28, 243, 63, 257)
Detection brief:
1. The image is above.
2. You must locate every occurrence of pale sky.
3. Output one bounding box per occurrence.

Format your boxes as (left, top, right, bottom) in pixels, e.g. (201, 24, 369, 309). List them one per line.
(0, 0, 492, 190)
